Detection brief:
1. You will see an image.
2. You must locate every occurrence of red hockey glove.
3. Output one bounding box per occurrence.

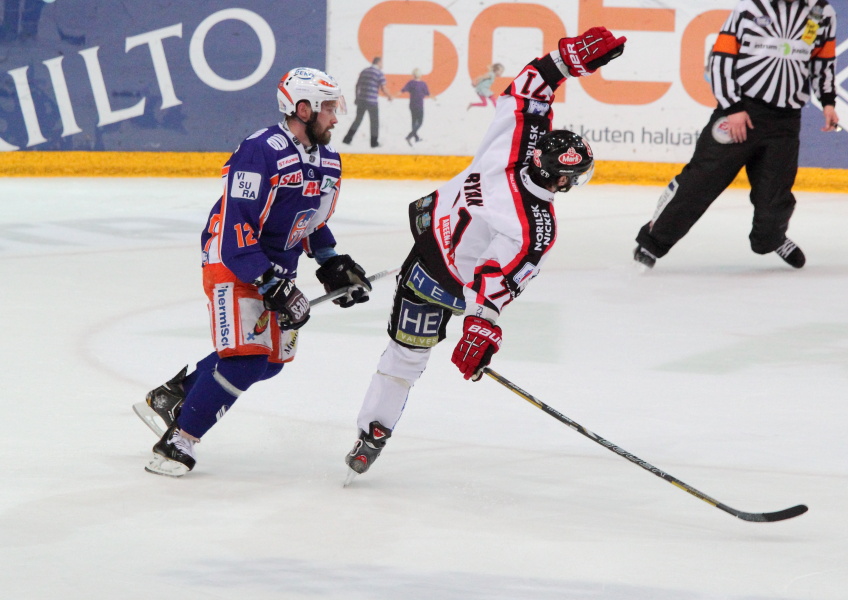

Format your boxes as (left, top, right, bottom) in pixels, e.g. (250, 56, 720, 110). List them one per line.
(452, 316, 503, 382)
(558, 27, 626, 77)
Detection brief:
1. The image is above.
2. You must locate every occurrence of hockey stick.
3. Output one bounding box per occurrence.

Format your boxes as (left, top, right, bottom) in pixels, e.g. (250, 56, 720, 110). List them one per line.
(483, 367, 808, 523)
(308, 266, 400, 307)
(134, 266, 401, 437)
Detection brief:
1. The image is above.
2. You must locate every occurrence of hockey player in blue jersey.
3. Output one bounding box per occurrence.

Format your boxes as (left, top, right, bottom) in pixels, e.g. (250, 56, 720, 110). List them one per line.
(135, 67, 373, 477)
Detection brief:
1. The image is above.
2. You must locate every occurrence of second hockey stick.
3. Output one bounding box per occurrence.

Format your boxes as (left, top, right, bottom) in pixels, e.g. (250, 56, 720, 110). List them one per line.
(308, 266, 400, 307)
(483, 367, 807, 523)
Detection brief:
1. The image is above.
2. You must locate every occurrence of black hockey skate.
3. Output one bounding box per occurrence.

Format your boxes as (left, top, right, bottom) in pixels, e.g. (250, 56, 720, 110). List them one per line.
(345, 421, 392, 476)
(133, 366, 188, 437)
(633, 245, 657, 269)
(145, 423, 197, 477)
(774, 238, 805, 269)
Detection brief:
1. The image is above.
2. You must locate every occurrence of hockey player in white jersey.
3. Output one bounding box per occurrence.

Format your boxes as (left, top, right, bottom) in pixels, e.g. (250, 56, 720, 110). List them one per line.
(345, 27, 627, 478)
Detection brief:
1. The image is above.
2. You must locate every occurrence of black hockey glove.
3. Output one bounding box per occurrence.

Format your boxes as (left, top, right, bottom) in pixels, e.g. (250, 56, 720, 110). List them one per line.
(558, 26, 626, 77)
(315, 254, 372, 308)
(262, 278, 311, 330)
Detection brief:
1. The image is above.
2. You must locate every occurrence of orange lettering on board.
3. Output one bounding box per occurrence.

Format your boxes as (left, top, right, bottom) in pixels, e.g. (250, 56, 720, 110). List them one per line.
(578, 0, 674, 105)
(469, 4, 567, 102)
(358, 1, 457, 97)
(681, 10, 731, 108)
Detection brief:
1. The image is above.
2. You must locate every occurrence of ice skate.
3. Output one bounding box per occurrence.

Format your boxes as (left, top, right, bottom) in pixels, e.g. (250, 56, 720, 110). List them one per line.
(774, 238, 805, 269)
(345, 421, 392, 479)
(145, 423, 197, 477)
(633, 245, 657, 269)
(133, 366, 188, 437)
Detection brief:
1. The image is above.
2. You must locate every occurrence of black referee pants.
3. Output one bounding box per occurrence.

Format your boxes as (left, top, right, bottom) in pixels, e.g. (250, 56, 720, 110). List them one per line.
(636, 100, 801, 258)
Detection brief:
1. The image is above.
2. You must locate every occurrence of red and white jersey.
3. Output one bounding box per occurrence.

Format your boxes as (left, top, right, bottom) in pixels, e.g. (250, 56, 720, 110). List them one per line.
(429, 52, 571, 322)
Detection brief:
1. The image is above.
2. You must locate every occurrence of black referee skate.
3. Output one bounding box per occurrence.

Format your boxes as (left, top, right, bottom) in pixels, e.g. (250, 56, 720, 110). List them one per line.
(145, 423, 197, 477)
(133, 366, 188, 437)
(345, 421, 392, 475)
(774, 238, 805, 269)
(633, 245, 657, 268)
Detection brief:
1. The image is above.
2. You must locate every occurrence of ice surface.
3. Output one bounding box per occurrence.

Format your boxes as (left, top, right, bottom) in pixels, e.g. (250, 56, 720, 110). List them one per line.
(1, 177, 846, 599)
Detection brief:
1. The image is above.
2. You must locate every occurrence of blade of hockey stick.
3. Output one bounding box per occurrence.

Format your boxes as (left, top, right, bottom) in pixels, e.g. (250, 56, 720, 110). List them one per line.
(309, 267, 400, 307)
(483, 368, 808, 523)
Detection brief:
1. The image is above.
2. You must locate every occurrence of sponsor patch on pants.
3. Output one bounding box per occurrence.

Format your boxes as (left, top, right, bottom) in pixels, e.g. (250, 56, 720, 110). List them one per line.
(394, 298, 443, 347)
(405, 262, 465, 314)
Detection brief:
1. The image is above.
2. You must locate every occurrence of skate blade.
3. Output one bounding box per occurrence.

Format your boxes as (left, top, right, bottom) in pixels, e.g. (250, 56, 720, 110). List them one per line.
(343, 468, 358, 487)
(145, 452, 189, 478)
(133, 402, 167, 437)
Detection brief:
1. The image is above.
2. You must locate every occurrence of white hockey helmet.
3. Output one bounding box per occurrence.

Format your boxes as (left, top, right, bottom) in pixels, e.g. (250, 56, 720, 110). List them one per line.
(277, 67, 347, 116)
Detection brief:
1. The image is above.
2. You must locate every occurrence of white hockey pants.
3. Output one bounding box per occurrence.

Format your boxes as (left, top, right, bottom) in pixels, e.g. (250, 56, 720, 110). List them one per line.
(356, 340, 431, 432)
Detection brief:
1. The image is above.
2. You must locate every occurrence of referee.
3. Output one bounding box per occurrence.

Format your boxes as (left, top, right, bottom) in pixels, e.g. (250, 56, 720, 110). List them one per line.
(634, 0, 840, 269)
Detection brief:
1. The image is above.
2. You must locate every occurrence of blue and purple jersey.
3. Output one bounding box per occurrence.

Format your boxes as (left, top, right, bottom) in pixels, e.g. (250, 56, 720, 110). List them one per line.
(201, 122, 342, 284)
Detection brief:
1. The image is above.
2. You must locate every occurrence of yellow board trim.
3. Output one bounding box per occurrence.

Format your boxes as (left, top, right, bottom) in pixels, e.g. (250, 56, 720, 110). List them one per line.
(0, 151, 846, 193)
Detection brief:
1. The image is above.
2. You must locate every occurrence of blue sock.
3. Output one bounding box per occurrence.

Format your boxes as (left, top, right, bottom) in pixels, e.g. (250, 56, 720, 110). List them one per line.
(183, 352, 219, 396)
(178, 355, 275, 438)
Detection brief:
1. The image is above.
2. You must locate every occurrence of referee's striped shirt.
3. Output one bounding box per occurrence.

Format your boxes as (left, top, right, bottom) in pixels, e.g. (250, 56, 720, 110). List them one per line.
(709, 0, 837, 112)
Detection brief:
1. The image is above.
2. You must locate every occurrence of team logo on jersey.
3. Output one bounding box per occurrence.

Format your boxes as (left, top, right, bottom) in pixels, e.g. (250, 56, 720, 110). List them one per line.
(558, 148, 583, 165)
(231, 171, 262, 200)
(754, 16, 771, 27)
(277, 155, 299, 170)
(321, 158, 341, 170)
(279, 170, 304, 187)
(303, 180, 321, 196)
(285, 208, 317, 249)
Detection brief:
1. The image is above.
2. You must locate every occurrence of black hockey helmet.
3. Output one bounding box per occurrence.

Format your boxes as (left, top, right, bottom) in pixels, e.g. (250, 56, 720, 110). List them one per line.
(529, 129, 594, 192)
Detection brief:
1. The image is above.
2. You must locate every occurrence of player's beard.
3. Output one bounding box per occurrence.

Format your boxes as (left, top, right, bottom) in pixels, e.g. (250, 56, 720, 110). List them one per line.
(307, 117, 332, 146)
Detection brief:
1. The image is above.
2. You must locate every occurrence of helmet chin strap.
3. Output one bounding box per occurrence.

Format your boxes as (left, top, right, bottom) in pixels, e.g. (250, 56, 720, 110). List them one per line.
(528, 168, 571, 194)
(291, 103, 320, 148)
(555, 180, 573, 193)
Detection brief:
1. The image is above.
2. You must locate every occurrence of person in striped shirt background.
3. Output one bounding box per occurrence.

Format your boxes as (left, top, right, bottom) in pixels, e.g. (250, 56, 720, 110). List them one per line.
(342, 57, 394, 148)
(634, 0, 840, 270)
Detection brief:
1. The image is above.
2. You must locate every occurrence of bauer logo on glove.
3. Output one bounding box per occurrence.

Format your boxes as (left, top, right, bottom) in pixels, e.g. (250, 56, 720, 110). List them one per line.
(452, 316, 503, 381)
(559, 26, 627, 78)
